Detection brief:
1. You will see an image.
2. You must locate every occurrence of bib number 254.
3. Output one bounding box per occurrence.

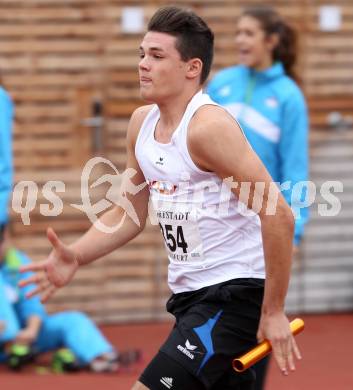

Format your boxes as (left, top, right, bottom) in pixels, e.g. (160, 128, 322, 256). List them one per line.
(159, 223, 188, 253)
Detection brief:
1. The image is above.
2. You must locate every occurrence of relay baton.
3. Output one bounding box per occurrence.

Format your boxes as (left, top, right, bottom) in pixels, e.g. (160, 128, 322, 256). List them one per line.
(232, 318, 304, 372)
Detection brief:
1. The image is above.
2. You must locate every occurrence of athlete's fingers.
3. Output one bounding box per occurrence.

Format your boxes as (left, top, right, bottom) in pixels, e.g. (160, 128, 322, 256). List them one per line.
(24, 272, 49, 297)
(292, 336, 302, 360)
(41, 285, 57, 303)
(286, 338, 295, 372)
(18, 272, 45, 287)
(26, 277, 52, 299)
(25, 283, 47, 299)
(19, 260, 48, 275)
(39, 278, 51, 290)
(272, 340, 288, 375)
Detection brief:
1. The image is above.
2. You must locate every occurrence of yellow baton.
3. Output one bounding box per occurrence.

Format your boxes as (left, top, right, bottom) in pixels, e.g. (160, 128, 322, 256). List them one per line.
(233, 318, 304, 372)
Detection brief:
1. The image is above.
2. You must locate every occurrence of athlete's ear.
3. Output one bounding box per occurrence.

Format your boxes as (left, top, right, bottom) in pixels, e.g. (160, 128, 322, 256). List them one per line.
(186, 58, 203, 81)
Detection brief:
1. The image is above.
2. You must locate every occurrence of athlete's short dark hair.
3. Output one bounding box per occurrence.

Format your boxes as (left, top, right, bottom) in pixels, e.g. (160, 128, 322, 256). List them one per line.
(147, 6, 214, 84)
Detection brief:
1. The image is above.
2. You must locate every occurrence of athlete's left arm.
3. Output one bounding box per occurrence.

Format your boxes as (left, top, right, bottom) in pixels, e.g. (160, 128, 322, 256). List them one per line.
(188, 105, 300, 376)
(279, 91, 309, 246)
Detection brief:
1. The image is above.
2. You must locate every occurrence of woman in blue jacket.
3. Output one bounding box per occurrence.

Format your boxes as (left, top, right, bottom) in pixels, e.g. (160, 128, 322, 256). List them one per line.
(207, 5, 309, 389)
(0, 218, 118, 372)
(207, 5, 309, 249)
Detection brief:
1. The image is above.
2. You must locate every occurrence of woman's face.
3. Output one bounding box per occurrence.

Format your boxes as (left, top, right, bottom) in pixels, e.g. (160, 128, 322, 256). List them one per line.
(235, 15, 277, 71)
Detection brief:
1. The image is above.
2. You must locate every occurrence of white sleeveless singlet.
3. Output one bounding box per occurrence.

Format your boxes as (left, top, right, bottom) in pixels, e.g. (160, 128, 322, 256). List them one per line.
(135, 90, 265, 293)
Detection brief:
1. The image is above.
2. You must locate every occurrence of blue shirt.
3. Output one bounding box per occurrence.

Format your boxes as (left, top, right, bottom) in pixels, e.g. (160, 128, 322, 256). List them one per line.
(0, 249, 46, 329)
(0, 87, 14, 226)
(207, 63, 309, 245)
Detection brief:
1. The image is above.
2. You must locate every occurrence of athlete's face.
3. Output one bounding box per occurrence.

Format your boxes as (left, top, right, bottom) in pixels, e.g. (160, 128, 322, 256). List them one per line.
(138, 32, 191, 103)
(235, 16, 278, 71)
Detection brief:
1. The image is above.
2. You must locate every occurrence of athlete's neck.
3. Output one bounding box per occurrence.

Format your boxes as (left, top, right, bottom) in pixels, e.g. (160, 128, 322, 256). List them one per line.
(155, 88, 202, 142)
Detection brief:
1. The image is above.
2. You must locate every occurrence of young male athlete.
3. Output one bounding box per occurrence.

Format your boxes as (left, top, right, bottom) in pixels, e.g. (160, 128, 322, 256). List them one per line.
(20, 6, 301, 390)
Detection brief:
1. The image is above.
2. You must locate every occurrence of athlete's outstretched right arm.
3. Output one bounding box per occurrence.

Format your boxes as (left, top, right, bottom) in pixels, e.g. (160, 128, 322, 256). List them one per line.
(19, 106, 152, 302)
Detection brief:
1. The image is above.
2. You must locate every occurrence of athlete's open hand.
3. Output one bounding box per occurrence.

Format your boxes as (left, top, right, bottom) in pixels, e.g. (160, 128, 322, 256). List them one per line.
(257, 312, 302, 375)
(19, 227, 79, 302)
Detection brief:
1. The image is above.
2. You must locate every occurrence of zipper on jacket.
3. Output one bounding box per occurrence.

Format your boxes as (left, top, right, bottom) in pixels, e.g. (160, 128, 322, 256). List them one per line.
(238, 72, 256, 121)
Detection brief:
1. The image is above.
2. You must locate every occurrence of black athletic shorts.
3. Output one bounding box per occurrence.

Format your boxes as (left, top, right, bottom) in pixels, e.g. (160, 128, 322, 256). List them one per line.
(140, 278, 264, 390)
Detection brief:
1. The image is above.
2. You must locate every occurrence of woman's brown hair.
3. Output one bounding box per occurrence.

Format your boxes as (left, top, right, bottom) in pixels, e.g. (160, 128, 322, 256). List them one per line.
(242, 5, 298, 81)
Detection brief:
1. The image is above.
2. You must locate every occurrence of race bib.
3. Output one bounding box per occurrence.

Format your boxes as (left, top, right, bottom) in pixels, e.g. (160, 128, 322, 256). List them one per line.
(155, 203, 204, 263)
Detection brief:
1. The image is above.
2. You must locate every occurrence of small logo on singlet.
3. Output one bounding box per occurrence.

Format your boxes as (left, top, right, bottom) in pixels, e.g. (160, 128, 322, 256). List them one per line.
(147, 179, 177, 195)
(160, 377, 173, 388)
(177, 339, 198, 360)
(156, 157, 164, 165)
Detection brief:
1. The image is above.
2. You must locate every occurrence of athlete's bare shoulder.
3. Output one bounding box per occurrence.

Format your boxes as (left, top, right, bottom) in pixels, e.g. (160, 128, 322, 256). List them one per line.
(188, 104, 247, 172)
(130, 104, 154, 130)
(189, 103, 242, 142)
(194, 103, 227, 119)
(128, 104, 154, 145)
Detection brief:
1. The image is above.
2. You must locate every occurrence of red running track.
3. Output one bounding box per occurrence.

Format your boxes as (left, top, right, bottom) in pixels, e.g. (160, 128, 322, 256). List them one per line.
(1, 313, 352, 389)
